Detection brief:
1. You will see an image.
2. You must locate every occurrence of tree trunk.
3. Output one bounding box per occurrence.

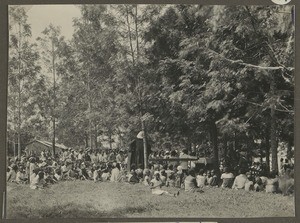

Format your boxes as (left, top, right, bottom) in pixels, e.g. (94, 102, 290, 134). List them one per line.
(52, 38, 56, 157)
(270, 74, 278, 172)
(210, 121, 219, 170)
(17, 22, 22, 159)
(13, 136, 16, 158)
(125, 5, 135, 64)
(265, 127, 270, 171)
(87, 70, 93, 149)
(224, 137, 228, 164)
(108, 129, 112, 150)
(270, 108, 278, 172)
(85, 134, 88, 148)
(95, 127, 98, 149)
(141, 119, 148, 169)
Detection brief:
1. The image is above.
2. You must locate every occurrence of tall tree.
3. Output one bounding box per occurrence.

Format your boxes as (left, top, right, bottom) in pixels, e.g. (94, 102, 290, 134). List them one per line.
(37, 24, 65, 156)
(8, 6, 41, 158)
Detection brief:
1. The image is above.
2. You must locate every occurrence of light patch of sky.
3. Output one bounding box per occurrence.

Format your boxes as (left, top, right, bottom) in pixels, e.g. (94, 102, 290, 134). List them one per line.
(26, 5, 82, 41)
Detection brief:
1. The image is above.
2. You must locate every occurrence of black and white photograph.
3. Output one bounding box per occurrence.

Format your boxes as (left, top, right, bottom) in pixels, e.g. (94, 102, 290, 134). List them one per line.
(5, 4, 295, 219)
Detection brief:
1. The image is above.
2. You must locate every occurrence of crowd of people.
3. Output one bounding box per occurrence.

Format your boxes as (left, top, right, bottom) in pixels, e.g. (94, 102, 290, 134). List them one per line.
(7, 147, 294, 196)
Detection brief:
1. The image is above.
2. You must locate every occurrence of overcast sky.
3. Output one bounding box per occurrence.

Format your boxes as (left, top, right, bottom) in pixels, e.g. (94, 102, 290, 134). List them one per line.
(25, 5, 81, 40)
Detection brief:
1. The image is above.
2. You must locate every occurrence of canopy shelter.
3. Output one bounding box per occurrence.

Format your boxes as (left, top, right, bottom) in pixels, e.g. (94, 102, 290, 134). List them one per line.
(25, 139, 68, 156)
(149, 157, 215, 171)
(149, 157, 213, 163)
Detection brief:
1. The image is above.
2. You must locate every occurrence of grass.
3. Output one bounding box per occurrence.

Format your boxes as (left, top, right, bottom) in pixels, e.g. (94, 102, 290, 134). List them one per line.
(6, 181, 295, 219)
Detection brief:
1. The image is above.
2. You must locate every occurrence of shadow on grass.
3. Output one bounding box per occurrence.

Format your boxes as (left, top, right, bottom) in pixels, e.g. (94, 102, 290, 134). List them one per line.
(8, 202, 153, 219)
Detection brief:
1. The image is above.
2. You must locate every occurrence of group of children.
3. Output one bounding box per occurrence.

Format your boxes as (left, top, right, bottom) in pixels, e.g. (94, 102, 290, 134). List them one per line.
(7, 148, 294, 196)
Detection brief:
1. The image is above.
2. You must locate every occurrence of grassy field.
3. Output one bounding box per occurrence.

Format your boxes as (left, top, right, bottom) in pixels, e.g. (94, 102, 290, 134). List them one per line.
(6, 181, 295, 219)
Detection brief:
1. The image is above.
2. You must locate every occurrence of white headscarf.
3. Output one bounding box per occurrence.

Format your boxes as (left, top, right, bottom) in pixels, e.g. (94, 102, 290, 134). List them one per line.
(137, 131, 144, 139)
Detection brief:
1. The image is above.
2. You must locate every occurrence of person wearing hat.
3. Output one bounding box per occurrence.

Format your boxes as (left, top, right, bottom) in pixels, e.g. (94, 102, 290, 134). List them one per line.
(127, 131, 152, 171)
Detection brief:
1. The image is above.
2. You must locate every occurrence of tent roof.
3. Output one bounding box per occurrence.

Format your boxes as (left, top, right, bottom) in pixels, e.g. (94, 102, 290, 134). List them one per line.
(26, 139, 68, 150)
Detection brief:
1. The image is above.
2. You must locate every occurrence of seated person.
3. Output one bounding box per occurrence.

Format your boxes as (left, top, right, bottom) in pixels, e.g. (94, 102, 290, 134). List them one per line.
(184, 169, 204, 193)
(135, 164, 144, 180)
(30, 171, 46, 189)
(278, 168, 294, 196)
(53, 169, 62, 182)
(166, 172, 176, 187)
(160, 169, 167, 186)
(93, 166, 101, 182)
(128, 170, 139, 184)
(110, 163, 121, 182)
(143, 169, 151, 186)
(244, 172, 254, 191)
(196, 169, 207, 188)
(101, 169, 111, 182)
(150, 172, 179, 197)
(254, 176, 264, 192)
(220, 167, 234, 188)
(16, 166, 28, 184)
(232, 169, 248, 190)
(7, 165, 17, 182)
(265, 170, 279, 193)
(209, 170, 219, 187)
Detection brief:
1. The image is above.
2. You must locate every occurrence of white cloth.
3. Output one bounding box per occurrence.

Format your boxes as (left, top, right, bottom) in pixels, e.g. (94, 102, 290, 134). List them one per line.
(30, 175, 39, 189)
(196, 175, 207, 187)
(150, 178, 165, 195)
(110, 168, 120, 182)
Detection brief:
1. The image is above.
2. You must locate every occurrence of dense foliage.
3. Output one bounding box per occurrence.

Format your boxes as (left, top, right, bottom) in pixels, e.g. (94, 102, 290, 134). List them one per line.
(7, 5, 294, 171)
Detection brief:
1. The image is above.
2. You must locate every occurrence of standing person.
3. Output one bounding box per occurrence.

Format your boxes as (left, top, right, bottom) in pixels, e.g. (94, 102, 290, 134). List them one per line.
(169, 150, 179, 167)
(179, 149, 197, 175)
(116, 151, 125, 164)
(127, 131, 151, 170)
(29, 158, 38, 182)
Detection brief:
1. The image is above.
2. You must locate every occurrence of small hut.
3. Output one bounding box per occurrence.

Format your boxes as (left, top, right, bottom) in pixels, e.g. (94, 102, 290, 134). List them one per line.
(25, 140, 68, 156)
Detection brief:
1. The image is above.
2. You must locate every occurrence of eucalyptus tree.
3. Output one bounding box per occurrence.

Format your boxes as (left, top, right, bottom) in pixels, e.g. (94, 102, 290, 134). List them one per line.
(8, 6, 41, 157)
(37, 24, 65, 156)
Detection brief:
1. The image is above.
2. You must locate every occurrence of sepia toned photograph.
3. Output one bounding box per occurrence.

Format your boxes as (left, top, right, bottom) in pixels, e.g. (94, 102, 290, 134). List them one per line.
(6, 4, 295, 219)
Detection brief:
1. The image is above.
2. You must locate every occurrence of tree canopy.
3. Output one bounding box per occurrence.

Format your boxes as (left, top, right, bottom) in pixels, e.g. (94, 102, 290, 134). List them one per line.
(7, 5, 294, 171)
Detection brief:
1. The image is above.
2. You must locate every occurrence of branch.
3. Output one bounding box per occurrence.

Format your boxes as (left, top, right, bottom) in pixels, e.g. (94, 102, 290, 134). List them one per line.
(207, 48, 294, 71)
(245, 100, 294, 114)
